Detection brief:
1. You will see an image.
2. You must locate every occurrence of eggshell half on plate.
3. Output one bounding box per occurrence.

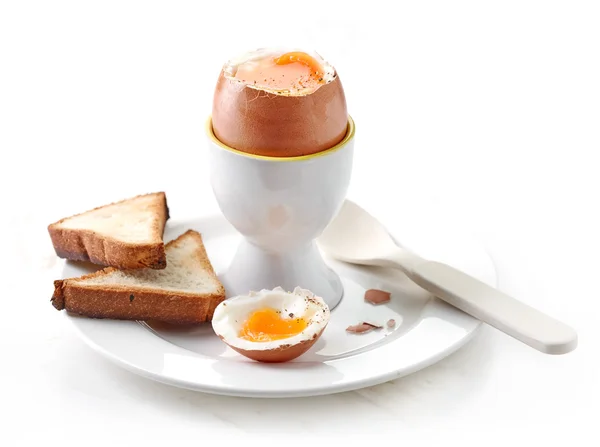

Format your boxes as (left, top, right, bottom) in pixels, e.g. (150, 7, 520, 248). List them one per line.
(211, 286, 330, 363)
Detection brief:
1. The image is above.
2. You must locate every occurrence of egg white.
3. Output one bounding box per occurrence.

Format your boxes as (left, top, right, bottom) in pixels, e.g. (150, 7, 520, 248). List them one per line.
(222, 47, 337, 96)
(211, 286, 330, 352)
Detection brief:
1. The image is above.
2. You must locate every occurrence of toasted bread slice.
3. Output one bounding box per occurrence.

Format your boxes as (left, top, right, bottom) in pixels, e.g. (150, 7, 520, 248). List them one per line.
(51, 230, 226, 324)
(48, 192, 169, 270)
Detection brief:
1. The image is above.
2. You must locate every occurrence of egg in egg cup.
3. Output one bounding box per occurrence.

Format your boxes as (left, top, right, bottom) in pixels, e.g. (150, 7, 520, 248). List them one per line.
(206, 48, 355, 309)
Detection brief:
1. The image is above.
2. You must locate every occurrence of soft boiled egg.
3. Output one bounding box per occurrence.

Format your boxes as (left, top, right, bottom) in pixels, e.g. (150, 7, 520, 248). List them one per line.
(211, 47, 348, 158)
(211, 286, 330, 363)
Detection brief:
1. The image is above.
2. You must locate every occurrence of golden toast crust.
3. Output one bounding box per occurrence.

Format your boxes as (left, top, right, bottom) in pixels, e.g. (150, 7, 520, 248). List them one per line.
(47, 192, 169, 270)
(51, 230, 226, 324)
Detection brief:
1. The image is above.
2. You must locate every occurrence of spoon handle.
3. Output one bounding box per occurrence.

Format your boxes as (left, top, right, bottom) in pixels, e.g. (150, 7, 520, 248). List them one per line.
(388, 253, 577, 354)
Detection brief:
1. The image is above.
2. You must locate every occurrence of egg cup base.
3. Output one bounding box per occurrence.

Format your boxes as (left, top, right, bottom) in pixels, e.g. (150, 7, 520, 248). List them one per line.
(220, 239, 343, 310)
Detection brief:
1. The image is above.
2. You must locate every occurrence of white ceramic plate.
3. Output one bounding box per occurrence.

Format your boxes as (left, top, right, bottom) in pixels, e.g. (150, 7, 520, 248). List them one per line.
(61, 204, 497, 398)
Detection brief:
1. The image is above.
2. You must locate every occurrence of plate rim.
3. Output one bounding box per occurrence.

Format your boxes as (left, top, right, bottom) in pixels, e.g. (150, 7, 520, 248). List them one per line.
(66, 311, 483, 398)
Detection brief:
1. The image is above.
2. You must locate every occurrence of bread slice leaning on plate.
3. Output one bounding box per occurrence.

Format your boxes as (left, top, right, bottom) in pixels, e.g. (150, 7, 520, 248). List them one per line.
(48, 192, 169, 270)
(51, 230, 226, 324)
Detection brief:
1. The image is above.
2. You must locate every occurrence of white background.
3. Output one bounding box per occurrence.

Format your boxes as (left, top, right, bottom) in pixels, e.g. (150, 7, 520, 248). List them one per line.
(1, 0, 598, 445)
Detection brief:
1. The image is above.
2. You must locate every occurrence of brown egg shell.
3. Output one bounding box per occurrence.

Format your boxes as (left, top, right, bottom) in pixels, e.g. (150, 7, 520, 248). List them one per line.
(211, 71, 348, 158)
(219, 327, 326, 363)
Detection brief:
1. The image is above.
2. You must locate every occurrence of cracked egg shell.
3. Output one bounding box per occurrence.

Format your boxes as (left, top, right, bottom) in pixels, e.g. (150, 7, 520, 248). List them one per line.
(211, 286, 330, 363)
(211, 48, 348, 158)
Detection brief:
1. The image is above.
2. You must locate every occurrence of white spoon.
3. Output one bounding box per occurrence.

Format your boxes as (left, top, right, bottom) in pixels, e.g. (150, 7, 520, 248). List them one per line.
(317, 200, 578, 355)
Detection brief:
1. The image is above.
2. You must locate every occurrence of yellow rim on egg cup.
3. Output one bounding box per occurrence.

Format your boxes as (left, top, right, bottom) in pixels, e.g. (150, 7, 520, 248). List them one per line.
(206, 115, 355, 162)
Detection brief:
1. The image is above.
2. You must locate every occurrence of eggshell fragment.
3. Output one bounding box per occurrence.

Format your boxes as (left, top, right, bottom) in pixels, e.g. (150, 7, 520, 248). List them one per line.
(346, 322, 383, 334)
(364, 289, 391, 305)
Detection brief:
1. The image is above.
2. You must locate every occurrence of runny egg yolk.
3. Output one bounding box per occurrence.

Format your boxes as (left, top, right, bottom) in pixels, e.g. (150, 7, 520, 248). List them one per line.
(239, 308, 308, 342)
(233, 51, 326, 92)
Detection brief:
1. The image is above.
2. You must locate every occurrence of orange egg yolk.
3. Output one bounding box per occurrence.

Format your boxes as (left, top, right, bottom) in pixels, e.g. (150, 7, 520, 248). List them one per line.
(233, 51, 326, 92)
(239, 308, 308, 342)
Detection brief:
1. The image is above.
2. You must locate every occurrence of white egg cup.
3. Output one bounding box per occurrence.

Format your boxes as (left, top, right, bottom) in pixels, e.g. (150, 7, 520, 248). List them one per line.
(206, 116, 355, 310)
